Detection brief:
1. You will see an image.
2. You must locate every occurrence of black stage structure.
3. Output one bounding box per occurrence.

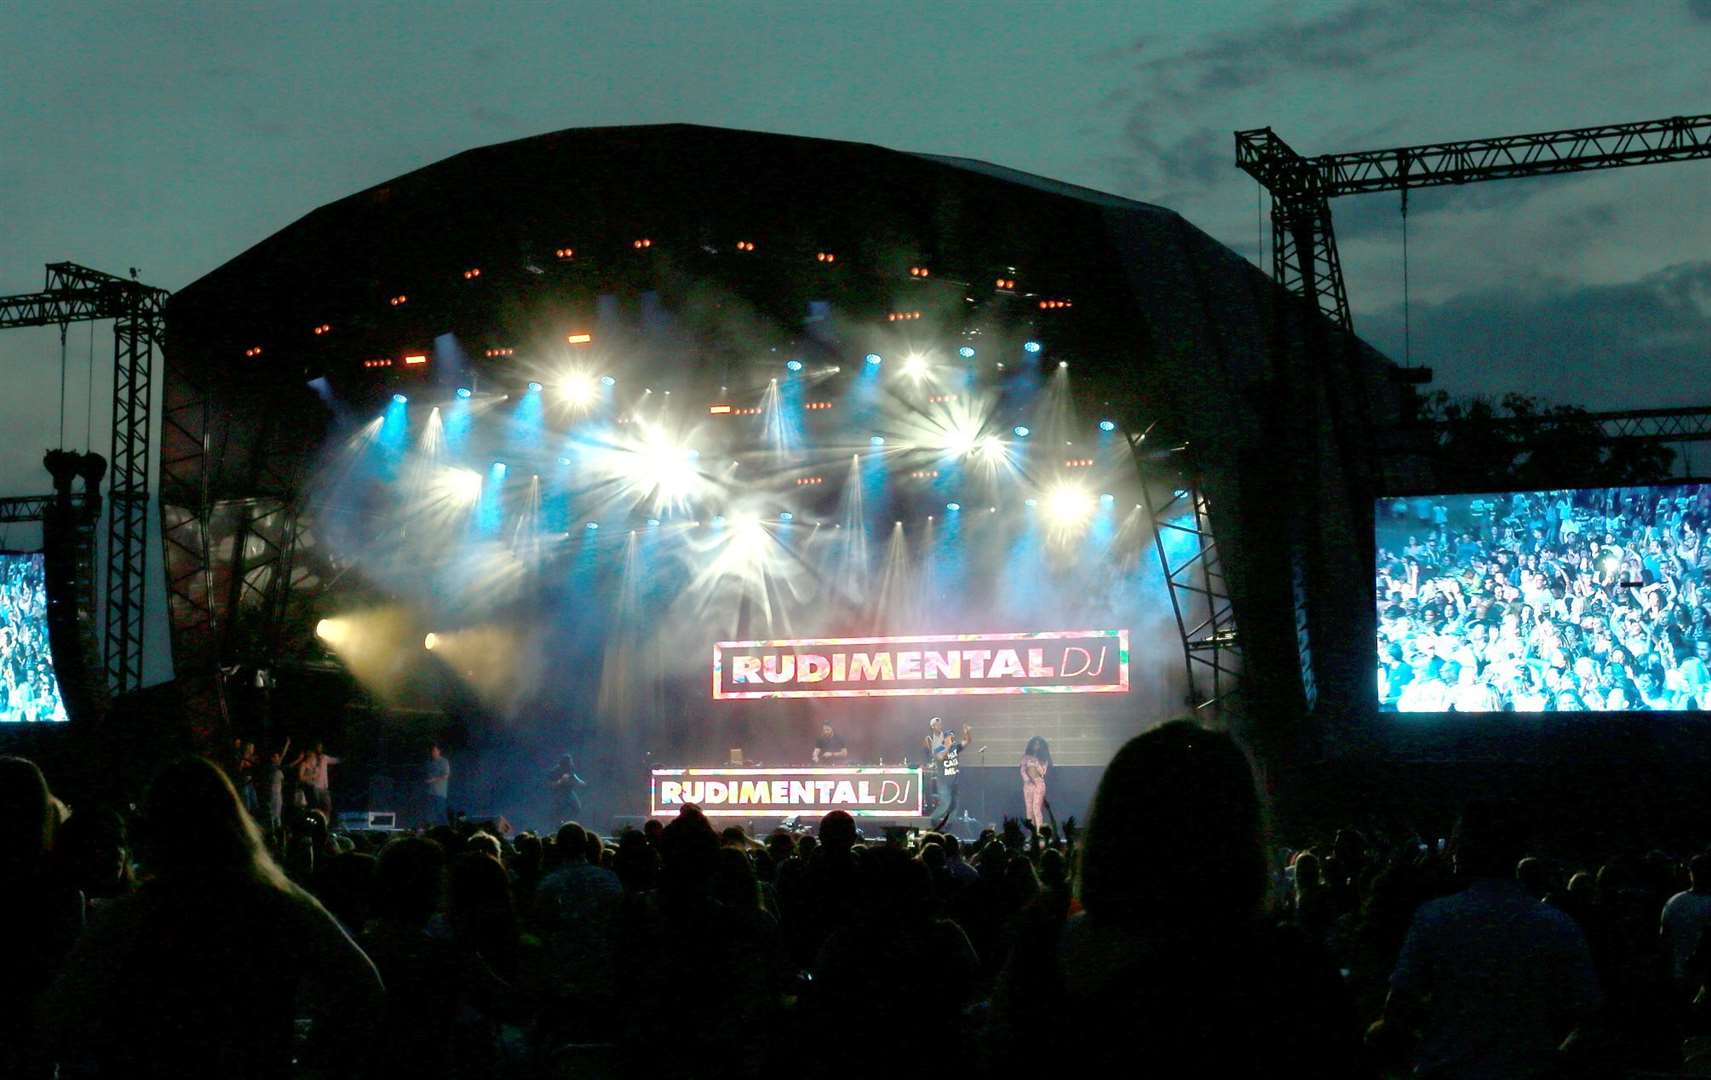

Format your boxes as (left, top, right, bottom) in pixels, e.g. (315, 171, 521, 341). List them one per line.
(163, 125, 1407, 829)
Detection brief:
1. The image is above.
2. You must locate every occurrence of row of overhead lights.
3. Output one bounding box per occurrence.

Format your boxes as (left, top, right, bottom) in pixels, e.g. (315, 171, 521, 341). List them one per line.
(244, 238, 1073, 359)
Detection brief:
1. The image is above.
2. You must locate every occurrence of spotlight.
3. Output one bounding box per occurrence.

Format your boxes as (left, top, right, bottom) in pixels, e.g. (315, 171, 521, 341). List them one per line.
(958, 346, 976, 359)
(434, 467, 483, 505)
(1058, 360, 1068, 369)
(562, 371, 598, 406)
(947, 502, 961, 511)
(1043, 482, 1094, 525)
(1013, 425, 1031, 438)
(712, 515, 727, 528)
(865, 353, 882, 365)
(978, 436, 1005, 458)
(1024, 498, 1038, 508)
(779, 512, 793, 523)
(423, 633, 440, 651)
(1023, 341, 1042, 354)
(870, 435, 886, 447)
(527, 381, 543, 392)
(492, 461, 507, 473)
(786, 359, 803, 372)
(392, 393, 408, 404)
(456, 387, 473, 399)
(315, 619, 336, 641)
(1100, 493, 1116, 506)
(901, 354, 929, 379)
(646, 518, 660, 527)
(557, 456, 572, 465)
(585, 522, 599, 530)
(600, 375, 616, 386)
(1099, 419, 1116, 432)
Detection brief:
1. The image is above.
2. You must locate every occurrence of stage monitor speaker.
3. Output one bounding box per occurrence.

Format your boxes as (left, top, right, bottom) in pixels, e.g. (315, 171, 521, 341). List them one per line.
(607, 814, 650, 836)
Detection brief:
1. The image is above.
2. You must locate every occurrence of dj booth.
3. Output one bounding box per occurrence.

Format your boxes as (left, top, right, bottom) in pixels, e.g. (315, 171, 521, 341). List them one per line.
(650, 766, 925, 823)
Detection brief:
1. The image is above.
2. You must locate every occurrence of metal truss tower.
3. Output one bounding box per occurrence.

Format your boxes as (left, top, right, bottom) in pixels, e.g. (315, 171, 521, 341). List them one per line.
(1236, 113, 1711, 333)
(1127, 431, 1242, 725)
(0, 263, 169, 694)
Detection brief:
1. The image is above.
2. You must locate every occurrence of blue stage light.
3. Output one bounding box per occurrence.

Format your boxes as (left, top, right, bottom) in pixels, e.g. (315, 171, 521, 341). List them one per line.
(958, 346, 976, 359)
(870, 435, 886, 447)
(865, 353, 882, 365)
(1023, 341, 1042, 354)
(947, 502, 961, 511)
(1099, 419, 1116, 432)
(786, 359, 803, 372)
(600, 375, 616, 386)
(711, 515, 727, 528)
(556, 456, 571, 465)
(492, 461, 507, 472)
(527, 381, 542, 392)
(1013, 425, 1031, 438)
(646, 518, 660, 528)
(779, 512, 793, 523)
(1024, 497, 1038, 508)
(585, 521, 599, 530)
(456, 387, 472, 399)
(392, 393, 408, 404)
(1100, 493, 1116, 506)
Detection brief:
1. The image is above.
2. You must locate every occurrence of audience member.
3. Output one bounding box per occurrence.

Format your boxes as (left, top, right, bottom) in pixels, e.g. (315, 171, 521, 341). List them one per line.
(1371, 800, 1602, 1079)
(42, 757, 381, 1079)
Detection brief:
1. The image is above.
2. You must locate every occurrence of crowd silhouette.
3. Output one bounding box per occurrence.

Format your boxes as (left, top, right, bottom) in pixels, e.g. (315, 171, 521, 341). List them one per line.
(9, 718, 1711, 1077)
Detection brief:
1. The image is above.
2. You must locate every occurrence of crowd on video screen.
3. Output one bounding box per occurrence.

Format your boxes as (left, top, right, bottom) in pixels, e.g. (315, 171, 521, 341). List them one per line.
(1376, 486, 1711, 713)
(0, 554, 68, 723)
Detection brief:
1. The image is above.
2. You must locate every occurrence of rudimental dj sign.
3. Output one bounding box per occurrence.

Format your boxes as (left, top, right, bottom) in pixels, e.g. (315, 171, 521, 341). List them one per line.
(713, 629, 1129, 700)
(651, 767, 923, 818)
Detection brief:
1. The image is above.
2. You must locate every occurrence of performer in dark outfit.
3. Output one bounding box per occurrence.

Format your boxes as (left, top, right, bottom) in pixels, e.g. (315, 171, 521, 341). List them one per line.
(812, 722, 849, 765)
(923, 716, 946, 813)
(932, 722, 974, 829)
(547, 753, 586, 827)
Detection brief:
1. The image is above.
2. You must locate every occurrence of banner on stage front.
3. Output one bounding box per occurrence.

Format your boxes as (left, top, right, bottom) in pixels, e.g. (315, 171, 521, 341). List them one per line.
(712, 629, 1128, 700)
(651, 767, 923, 817)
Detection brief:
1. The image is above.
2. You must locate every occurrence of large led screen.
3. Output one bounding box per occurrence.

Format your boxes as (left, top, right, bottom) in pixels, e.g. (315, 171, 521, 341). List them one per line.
(1376, 485, 1711, 713)
(0, 553, 68, 723)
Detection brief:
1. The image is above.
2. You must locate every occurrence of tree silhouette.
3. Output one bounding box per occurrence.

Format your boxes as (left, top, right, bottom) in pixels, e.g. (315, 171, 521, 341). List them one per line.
(1412, 390, 1676, 490)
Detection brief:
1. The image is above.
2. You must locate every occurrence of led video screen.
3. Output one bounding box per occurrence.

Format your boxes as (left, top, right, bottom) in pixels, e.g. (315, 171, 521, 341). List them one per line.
(0, 553, 68, 723)
(1376, 485, 1711, 713)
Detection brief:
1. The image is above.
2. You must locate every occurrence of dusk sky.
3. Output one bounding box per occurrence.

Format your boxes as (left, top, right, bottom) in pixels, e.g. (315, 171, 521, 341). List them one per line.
(1, 0, 1707, 504)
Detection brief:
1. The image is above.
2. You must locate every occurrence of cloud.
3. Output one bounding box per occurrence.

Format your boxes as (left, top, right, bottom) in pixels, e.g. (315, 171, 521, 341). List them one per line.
(1108, 1, 1592, 218)
(1359, 261, 1711, 410)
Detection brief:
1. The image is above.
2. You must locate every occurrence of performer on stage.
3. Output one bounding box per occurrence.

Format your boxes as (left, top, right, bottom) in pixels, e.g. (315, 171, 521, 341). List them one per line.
(1021, 735, 1052, 829)
(812, 721, 849, 765)
(922, 717, 944, 813)
(932, 722, 974, 827)
(547, 753, 586, 826)
(423, 741, 451, 825)
(290, 741, 338, 819)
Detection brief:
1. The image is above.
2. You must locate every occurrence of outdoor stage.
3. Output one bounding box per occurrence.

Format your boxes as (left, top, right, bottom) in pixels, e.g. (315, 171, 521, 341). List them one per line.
(161, 124, 1402, 831)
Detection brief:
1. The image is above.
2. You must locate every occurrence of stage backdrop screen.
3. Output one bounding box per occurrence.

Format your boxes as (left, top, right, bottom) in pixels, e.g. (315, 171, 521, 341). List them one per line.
(1375, 485, 1711, 714)
(0, 553, 68, 723)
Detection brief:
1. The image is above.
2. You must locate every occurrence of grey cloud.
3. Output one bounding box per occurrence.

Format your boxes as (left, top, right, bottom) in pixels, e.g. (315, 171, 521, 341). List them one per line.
(1359, 261, 1711, 410)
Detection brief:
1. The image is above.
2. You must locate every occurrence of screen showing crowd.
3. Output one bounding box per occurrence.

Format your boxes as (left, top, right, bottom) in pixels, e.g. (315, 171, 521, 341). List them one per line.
(1376, 485, 1711, 713)
(0, 553, 68, 723)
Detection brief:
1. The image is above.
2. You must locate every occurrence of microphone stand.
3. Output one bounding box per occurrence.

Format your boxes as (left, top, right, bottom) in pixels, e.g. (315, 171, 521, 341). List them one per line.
(978, 746, 987, 826)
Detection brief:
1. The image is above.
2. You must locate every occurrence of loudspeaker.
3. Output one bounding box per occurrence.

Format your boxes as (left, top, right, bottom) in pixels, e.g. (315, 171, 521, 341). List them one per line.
(607, 814, 651, 836)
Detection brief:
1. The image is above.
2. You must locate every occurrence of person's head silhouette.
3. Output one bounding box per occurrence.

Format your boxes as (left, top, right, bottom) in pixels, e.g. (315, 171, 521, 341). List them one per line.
(1079, 720, 1266, 926)
(140, 756, 285, 887)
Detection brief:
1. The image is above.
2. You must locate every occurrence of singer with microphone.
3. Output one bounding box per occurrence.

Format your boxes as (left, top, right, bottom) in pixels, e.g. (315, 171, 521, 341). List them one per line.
(1021, 736, 1052, 829)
